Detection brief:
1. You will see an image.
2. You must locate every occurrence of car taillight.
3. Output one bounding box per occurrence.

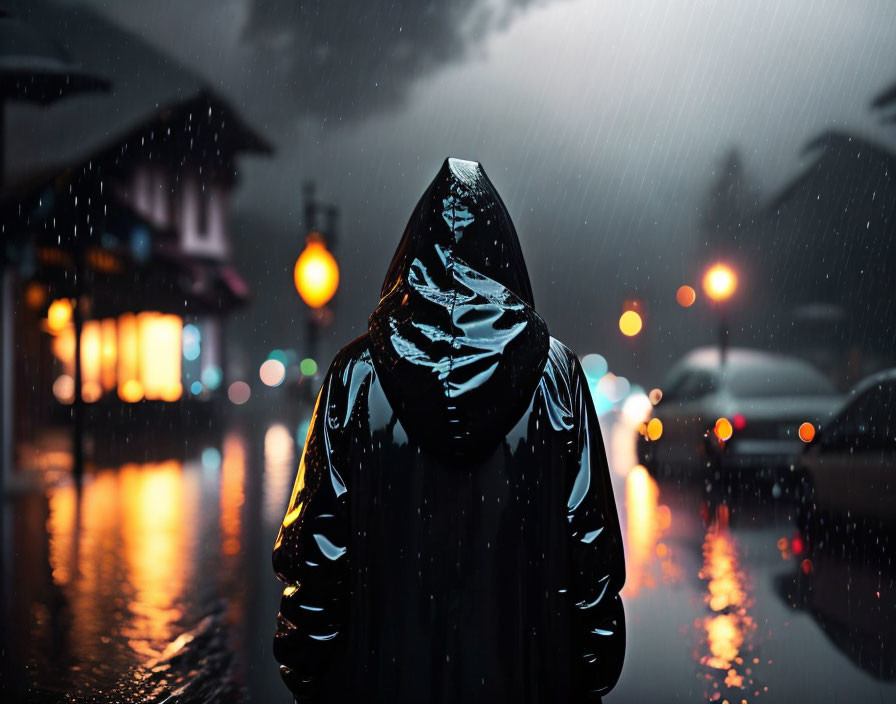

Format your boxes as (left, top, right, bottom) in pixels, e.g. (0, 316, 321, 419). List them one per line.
(733, 413, 747, 431)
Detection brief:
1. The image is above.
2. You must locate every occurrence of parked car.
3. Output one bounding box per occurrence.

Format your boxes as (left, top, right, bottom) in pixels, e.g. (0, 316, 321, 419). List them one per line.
(798, 368, 896, 532)
(638, 347, 840, 482)
(778, 519, 895, 681)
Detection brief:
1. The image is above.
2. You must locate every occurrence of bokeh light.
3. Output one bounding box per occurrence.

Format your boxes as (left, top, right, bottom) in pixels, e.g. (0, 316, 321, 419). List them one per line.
(25, 282, 47, 310)
(228, 381, 251, 405)
(646, 418, 663, 441)
(622, 390, 652, 425)
(714, 417, 733, 441)
(702, 263, 737, 302)
(619, 310, 643, 337)
(259, 359, 286, 387)
(201, 447, 222, 471)
(649, 388, 663, 405)
(182, 324, 201, 361)
(190, 381, 203, 395)
(201, 365, 223, 390)
(300, 358, 318, 376)
(268, 349, 289, 365)
(47, 299, 73, 332)
(798, 422, 816, 443)
(52, 374, 74, 404)
(676, 285, 696, 307)
(119, 379, 144, 404)
(582, 353, 608, 382)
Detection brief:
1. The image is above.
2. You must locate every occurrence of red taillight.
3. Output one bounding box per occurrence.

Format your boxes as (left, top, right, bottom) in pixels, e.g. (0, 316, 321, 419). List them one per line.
(733, 413, 747, 431)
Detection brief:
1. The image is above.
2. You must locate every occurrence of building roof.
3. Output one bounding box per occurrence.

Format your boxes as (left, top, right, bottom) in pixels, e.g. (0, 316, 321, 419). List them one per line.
(3, 0, 270, 183)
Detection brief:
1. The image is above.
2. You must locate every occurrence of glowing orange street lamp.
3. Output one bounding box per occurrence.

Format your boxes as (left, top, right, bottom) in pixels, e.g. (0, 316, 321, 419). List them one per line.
(294, 233, 339, 309)
(702, 262, 738, 365)
(703, 263, 737, 303)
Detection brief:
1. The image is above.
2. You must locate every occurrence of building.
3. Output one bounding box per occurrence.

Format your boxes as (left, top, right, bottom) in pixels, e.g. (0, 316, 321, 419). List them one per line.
(1, 1, 271, 468)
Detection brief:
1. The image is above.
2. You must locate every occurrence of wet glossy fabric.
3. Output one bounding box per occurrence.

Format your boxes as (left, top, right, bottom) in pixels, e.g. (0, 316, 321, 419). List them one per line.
(273, 158, 625, 703)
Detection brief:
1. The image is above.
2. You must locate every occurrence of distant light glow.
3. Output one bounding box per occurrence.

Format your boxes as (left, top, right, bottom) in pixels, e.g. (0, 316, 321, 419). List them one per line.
(117, 314, 141, 402)
(80, 321, 102, 401)
(190, 381, 203, 395)
(300, 358, 318, 376)
(119, 379, 144, 404)
(82, 381, 103, 403)
(703, 264, 737, 302)
(676, 285, 696, 307)
(619, 310, 643, 337)
(268, 349, 288, 365)
(622, 391, 652, 425)
(25, 282, 46, 310)
(647, 418, 663, 441)
(649, 388, 663, 405)
(201, 447, 222, 471)
(228, 381, 251, 405)
(138, 313, 182, 401)
(52, 374, 74, 404)
(260, 359, 286, 387)
(201, 365, 223, 390)
(183, 324, 201, 361)
(47, 299, 72, 332)
(598, 372, 630, 403)
(714, 417, 734, 441)
(582, 353, 608, 381)
(798, 422, 816, 443)
(733, 413, 747, 431)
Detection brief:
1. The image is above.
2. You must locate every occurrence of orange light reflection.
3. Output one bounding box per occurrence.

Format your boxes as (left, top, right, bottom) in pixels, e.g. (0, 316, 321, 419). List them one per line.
(622, 466, 678, 597)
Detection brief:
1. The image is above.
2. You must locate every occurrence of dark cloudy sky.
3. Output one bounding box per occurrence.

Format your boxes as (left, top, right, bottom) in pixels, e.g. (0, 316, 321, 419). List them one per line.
(16, 0, 896, 384)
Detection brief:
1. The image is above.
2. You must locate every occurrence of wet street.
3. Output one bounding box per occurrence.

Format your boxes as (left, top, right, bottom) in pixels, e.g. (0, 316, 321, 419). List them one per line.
(2, 412, 894, 703)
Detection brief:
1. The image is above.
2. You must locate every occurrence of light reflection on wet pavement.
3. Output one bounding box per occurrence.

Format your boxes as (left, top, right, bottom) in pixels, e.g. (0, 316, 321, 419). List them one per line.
(2, 415, 894, 702)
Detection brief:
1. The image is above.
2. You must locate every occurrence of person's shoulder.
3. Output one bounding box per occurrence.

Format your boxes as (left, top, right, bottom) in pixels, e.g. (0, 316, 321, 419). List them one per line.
(539, 336, 581, 413)
(546, 336, 579, 373)
(334, 333, 372, 368)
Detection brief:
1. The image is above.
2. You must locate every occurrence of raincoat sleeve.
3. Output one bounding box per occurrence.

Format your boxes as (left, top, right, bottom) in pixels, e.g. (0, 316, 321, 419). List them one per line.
(272, 352, 351, 702)
(567, 353, 626, 699)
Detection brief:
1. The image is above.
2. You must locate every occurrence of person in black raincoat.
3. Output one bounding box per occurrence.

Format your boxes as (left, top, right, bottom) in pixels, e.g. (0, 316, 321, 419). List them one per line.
(273, 158, 626, 703)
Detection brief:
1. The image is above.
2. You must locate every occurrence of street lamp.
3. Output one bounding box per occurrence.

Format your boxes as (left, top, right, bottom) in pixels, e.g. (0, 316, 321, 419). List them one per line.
(294, 230, 339, 375)
(294, 233, 339, 309)
(702, 263, 738, 364)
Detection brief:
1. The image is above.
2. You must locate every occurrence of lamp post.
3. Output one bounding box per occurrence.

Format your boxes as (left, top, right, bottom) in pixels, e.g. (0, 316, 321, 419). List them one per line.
(294, 185, 339, 372)
(702, 263, 737, 365)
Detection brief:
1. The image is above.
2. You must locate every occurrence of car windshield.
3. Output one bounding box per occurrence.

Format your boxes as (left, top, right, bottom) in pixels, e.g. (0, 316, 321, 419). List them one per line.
(725, 361, 835, 397)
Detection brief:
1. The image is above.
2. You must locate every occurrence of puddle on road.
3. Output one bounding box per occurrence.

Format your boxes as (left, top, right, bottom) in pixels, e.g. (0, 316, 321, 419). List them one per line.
(697, 507, 768, 703)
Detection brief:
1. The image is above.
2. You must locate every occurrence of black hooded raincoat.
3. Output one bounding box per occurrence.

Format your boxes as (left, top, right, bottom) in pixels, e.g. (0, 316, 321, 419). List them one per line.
(273, 158, 625, 703)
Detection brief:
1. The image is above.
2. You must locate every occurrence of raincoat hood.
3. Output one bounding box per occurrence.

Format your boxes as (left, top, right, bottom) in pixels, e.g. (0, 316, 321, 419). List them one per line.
(369, 158, 550, 458)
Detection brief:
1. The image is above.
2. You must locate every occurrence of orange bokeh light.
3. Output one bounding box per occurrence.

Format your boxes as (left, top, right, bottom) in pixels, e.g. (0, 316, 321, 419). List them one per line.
(47, 298, 73, 332)
(798, 422, 816, 443)
(619, 310, 643, 337)
(676, 285, 696, 307)
(714, 417, 733, 441)
(646, 417, 663, 441)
